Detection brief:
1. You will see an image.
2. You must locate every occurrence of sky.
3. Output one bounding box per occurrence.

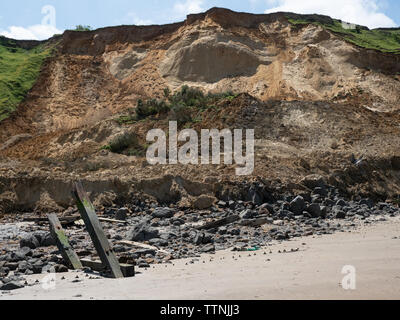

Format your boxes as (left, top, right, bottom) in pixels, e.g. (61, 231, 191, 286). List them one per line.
(0, 0, 399, 40)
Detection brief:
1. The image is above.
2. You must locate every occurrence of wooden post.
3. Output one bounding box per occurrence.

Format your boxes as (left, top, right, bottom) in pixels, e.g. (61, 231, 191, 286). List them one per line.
(72, 181, 124, 278)
(47, 213, 83, 270)
(80, 259, 135, 278)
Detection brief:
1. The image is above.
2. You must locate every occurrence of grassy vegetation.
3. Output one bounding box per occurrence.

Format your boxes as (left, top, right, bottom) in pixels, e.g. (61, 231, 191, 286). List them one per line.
(0, 37, 55, 122)
(287, 16, 400, 54)
(74, 25, 92, 31)
(101, 132, 148, 156)
(116, 85, 238, 126)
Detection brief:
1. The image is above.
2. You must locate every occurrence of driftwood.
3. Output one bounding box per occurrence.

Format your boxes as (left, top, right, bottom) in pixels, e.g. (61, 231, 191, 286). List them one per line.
(117, 240, 170, 255)
(24, 215, 80, 225)
(98, 217, 128, 224)
(196, 215, 240, 230)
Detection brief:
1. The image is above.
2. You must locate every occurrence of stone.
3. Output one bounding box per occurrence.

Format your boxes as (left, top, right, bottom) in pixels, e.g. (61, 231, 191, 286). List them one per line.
(137, 260, 150, 268)
(306, 203, 321, 218)
(193, 232, 214, 245)
(240, 209, 255, 219)
(0, 281, 24, 291)
(247, 187, 263, 206)
(41, 232, 56, 247)
(148, 238, 169, 247)
(54, 264, 69, 273)
(17, 261, 32, 273)
(127, 221, 159, 241)
(152, 207, 174, 218)
(134, 249, 156, 256)
(4, 262, 18, 271)
(201, 244, 215, 253)
(301, 175, 326, 190)
(32, 231, 48, 244)
(14, 247, 32, 261)
(289, 196, 306, 216)
(336, 199, 348, 207)
(320, 206, 328, 218)
(20, 235, 40, 249)
(32, 261, 45, 274)
(218, 226, 227, 235)
(217, 201, 227, 207)
(113, 245, 128, 253)
(359, 198, 374, 209)
(115, 208, 128, 221)
(336, 210, 347, 219)
(193, 195, 216, 210)
(313, 187, 328, 197)
(259, 203, 274, 215)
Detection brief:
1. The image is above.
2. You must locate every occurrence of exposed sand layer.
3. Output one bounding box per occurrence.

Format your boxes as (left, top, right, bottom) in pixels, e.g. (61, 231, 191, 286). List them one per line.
(2, 217, 400, 300)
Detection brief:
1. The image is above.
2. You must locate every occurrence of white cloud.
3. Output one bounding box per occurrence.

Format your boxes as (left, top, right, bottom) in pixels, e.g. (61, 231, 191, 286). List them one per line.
(0, 24, 62, 40)
(173, 0, 205, 18)
(125, 12, 153, 26)
(264, 0, 397, 29)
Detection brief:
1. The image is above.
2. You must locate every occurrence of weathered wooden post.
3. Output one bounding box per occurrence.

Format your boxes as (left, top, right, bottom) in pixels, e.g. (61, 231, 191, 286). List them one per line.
(47, 213, 83, 270)
(72, 181, 124, 279)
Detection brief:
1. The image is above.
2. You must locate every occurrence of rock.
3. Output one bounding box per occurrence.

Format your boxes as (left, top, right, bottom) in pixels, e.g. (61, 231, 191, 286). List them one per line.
(148, 238, 169, 247)
(32, 261, 45, 274)
(201, 244, 215, 253)
(20, 235, 40, 249)
(259, 203, 274, 215)
(17, 261, 32, 273)
(275, 232, 289, 240)
(278, 210, 293, 219)
(247, 186, 263, 205)
(113, 245, 128, 253)
(193, 195, 216, 210)
(217, 201, 227, 207)
(115, 208, 128, 221)
(313, 187, 328, 197)
(336, 199, 348, 207)
(289, 196, 306, 216)
(320, 206, 328, 218)
(41, 233, 56, 247)
(42, 264, 56, 273)
(4, 262, 18, 271)
(218, 226, 227, 235)
(0, 281, 24, 291)
(14, 247, 32, 261)
(127, 221, 159, 241)
(240, 209, 255, 219)
(32, 231, 48, 244)
(152, 207, 174, 218)
(54, 264, 68, 273)
(137, 259, 150, 268)
(193, 232, 214, 245)
(359, 198, 374, 208)
(306, 203, 321, 218)
(135, 249, 156, 256)
(336, 210, 347, 219)
(228, 228, 241, 236)
(301, 175, 326, 189)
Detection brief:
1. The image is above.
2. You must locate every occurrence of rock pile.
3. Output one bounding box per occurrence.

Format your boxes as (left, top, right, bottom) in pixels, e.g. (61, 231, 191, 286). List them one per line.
(1, 183, 399, 291)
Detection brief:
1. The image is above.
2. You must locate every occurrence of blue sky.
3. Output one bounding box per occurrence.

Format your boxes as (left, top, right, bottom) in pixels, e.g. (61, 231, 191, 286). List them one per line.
(0, 0, 399, 40)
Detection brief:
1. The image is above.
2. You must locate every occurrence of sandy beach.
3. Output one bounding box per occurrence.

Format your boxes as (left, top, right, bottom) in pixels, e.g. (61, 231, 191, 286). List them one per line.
(2, 217, 400, 300)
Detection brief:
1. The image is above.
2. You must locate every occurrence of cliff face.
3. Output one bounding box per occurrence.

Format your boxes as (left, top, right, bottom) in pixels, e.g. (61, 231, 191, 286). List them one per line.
(1, 7, 400, 140)
(1, 8, 400, 212)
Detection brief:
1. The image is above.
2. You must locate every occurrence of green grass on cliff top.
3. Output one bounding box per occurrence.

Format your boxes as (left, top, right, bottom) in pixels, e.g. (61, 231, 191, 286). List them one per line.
(287, 17, 400, 54)
(0, 37, 53, 122)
